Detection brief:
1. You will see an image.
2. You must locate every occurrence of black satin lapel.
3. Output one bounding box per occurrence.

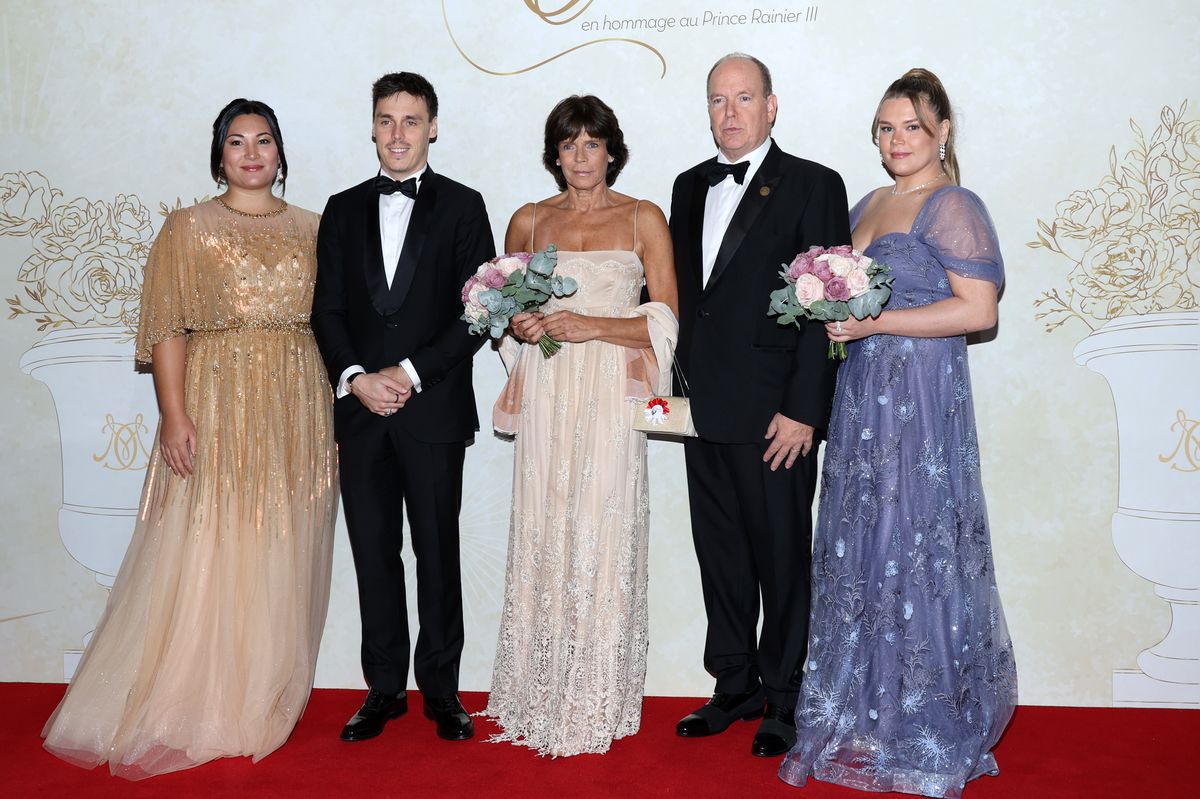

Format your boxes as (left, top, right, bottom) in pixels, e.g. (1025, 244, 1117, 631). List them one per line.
(363, 188, 388, 312)
(707, 155, 782, 290)
(388, 173, 436, 309)
(687, 170, 708, 289)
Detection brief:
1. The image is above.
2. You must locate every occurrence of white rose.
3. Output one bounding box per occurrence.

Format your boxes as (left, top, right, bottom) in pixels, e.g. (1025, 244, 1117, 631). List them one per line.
(827, 254, 856, 277)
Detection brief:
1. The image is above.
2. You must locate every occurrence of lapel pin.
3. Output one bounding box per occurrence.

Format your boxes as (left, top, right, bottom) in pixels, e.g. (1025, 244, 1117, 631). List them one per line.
(760, 186, 771, 197)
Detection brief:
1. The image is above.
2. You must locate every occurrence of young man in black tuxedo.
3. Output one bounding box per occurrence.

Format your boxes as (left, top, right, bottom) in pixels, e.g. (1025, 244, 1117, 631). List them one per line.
(311, 72, 495, 742)
(669, 53, 851, 758)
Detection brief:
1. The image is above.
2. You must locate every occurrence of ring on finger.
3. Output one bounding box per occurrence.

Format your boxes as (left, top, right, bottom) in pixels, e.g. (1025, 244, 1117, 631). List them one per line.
(835, 321, 843, 333)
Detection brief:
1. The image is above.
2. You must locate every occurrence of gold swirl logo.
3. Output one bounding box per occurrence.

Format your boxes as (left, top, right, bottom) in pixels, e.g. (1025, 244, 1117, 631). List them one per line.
(1159, 409, 1200, 472)
(441, 0, 666, 78)
(93, 413, 151, 471)
(524, 1, 593, 24)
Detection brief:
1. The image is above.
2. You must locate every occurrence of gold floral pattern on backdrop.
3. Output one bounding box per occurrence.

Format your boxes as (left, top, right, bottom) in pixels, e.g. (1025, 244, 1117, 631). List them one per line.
(2, 171, 203, 332)
(1032, 102, 1200, 332)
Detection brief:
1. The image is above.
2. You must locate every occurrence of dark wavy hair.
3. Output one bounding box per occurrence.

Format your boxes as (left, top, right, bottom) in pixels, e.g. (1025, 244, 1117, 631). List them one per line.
(210, 99, 287, 194)
(542, 95, 629, 191)
(872, 68, 960, 184)
(372, 72, 438, 119)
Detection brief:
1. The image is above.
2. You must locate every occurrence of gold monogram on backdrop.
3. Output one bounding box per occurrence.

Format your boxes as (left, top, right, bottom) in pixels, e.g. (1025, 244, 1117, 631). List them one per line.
(1160, 409, 1200, 473)
(93, 413, 152, 472)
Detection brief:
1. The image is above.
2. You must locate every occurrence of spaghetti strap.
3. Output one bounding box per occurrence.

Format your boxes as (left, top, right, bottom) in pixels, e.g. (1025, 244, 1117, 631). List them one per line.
(632, 200, 642, 250)
(529, 202, 538, 251)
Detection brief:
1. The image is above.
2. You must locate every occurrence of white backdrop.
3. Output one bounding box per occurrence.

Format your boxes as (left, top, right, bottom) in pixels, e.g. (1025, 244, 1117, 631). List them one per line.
(2, 0, 1198, 708)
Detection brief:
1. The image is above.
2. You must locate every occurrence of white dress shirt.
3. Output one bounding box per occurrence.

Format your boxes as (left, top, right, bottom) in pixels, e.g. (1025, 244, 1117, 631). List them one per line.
(701, 137, 772, 286)
(336, 166, 428, 398)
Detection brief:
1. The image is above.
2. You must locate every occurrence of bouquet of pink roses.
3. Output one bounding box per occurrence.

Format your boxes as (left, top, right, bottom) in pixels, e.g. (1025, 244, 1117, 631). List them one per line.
(461, 244, 578, 357)
(768, 245, 893, 359)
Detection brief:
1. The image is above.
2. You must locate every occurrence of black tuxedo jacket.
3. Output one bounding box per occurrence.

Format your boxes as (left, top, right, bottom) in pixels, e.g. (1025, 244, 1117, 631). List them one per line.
(670, 141, 851, 443)
(311, 168, 495, 444)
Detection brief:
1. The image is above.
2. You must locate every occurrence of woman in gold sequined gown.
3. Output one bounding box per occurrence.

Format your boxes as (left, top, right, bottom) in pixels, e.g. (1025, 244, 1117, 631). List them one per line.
(482, 96, 678, 756)
(41, 100, 337, 779)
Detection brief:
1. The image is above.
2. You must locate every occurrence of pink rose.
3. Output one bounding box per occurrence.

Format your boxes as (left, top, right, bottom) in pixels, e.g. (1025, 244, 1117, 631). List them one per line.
(466, 280, 486, 309)
(813, 258, 833, 282)
(793, 273, 826, 307)
(829, 244, 855, 257)
(482, 267, 507, 288)
(494, 253, 530, 274)
(844, 266, 870, 296)
(787, 253, 814, 280)
(461, 275, 479, 305)
(824, 276, 851, 302)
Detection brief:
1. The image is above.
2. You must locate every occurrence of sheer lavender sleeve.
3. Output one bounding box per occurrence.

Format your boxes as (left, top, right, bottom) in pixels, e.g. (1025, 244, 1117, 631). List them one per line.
(914, 186, 1004, 289)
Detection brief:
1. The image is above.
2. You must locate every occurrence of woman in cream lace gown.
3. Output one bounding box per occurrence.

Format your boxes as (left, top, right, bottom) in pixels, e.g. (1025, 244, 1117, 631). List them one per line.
(42, 99, 337, 779)
(483, 96, 678, 756)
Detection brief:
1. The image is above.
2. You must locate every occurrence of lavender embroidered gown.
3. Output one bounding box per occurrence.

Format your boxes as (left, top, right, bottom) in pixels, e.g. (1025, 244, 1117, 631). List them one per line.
(780, 187, 1017, 798)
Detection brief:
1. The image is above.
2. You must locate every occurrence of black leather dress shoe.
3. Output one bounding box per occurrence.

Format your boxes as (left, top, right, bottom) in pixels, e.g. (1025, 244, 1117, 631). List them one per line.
(675, 687, 765, 737)
(424, 694, 474, 740)
(340, 688, 407, 741)
(751, 703, 797, 757)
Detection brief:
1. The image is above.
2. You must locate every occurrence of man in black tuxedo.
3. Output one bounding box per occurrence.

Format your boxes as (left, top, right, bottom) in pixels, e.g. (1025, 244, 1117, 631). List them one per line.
(311, 72, 494, 743)
(669, 53, 850, 758)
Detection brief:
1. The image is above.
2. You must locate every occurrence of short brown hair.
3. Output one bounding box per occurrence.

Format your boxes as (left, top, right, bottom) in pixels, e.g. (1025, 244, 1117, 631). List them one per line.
(542, 95, 629, 191)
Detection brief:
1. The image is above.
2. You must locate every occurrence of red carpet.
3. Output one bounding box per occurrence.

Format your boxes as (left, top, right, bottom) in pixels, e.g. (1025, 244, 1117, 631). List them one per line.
(0, 683, 1192, 798)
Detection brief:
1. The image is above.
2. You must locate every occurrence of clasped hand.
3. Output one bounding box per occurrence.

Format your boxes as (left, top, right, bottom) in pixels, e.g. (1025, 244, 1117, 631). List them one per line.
(511, 311, 596, 344)
(352, 367, 412, 416)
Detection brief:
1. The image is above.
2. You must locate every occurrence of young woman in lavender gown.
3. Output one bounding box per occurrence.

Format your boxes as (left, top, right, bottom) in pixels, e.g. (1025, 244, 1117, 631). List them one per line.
(780, 69, 1017, 798)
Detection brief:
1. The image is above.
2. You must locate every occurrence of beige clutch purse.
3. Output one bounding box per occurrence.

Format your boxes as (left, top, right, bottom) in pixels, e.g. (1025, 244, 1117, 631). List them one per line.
(632, 354, 697, 437)
(633, 395, 697, 437)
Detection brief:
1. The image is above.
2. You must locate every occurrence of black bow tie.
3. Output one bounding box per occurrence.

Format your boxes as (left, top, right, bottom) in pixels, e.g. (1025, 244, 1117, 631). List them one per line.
(701, 160, 750, 186)
(374, 174, 419, 198)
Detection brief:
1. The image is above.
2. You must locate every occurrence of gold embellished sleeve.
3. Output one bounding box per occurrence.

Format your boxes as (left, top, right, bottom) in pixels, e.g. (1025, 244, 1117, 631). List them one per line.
(134, 209, 190, 366)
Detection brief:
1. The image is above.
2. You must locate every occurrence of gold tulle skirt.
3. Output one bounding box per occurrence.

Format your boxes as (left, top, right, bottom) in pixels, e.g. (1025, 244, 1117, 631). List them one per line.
(42, 328, 337, 779)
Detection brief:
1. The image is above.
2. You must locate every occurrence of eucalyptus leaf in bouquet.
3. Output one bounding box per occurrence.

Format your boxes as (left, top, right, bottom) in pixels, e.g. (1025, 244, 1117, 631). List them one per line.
(462, 244, 579, 357)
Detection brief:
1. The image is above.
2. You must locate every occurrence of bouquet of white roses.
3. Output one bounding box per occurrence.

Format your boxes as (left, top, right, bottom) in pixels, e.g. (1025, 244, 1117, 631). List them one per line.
(461, 244, 578, 357)
(768, 244, 893, 359)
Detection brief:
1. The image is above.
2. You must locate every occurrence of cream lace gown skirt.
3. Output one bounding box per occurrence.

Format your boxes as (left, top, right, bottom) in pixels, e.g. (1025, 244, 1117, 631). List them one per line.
(484, 252, 676, 757)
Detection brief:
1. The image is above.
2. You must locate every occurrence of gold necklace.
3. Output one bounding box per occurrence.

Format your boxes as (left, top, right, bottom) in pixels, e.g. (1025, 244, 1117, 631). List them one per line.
(215, 196, 288, 218)
(892, 173, 946, 197)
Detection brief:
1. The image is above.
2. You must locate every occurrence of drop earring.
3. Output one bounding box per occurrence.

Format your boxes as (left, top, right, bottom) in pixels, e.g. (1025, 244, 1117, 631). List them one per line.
(939, 142, 946, 162)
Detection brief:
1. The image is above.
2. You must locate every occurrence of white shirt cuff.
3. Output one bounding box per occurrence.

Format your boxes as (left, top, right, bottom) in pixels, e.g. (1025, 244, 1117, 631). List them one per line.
(400, 358, 422, 394)
(337, 365, 366, 398)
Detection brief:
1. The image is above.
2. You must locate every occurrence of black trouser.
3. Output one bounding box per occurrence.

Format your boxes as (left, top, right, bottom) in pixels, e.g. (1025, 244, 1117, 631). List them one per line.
(683, 436, 817, 707)
(338, 416, 466, 698)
